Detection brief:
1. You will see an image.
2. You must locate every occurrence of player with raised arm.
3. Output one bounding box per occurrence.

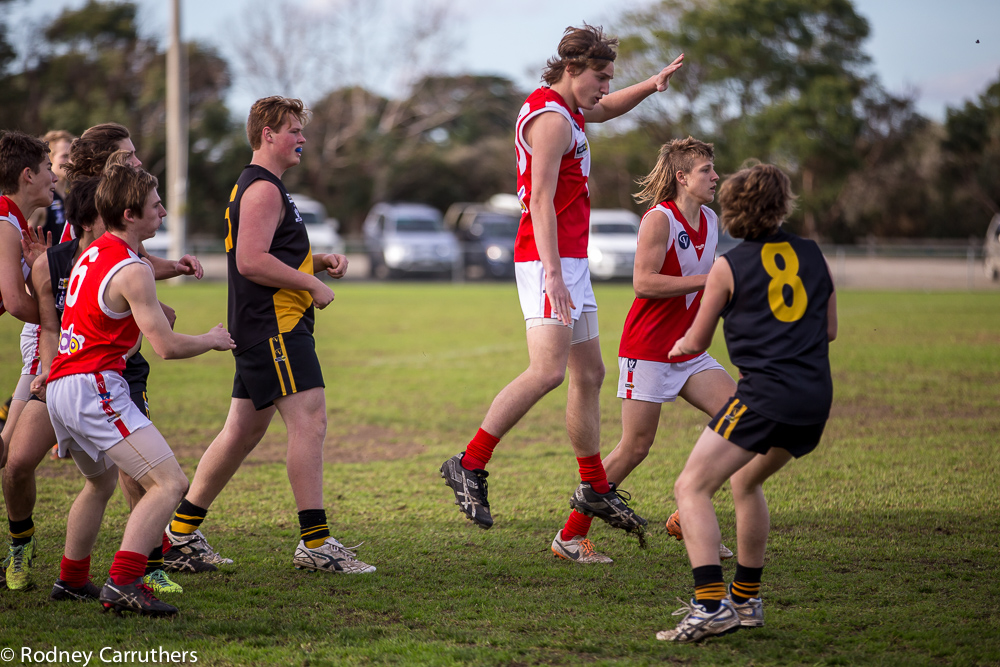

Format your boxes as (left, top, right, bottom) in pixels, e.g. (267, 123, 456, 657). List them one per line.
(656, 163, 837, 642)
(440, 25, 684, 541)
(552, 137, 737, 564)
(43, 160, 234, 615)
(164, 96, 374, 576)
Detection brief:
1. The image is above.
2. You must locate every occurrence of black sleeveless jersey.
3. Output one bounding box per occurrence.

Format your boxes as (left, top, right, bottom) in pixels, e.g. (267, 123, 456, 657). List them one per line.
(225, 164, 314, 353)
(720, 229, 833, 424)
(47, 237, 149, 392)
(41, 191, 65, 245)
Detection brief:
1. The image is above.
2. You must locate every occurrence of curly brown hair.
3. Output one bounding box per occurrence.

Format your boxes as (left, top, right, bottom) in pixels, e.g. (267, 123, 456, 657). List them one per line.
(541, 24, 618, 86)
(718, 162, 797, 239)
(65, 123, 131, 183)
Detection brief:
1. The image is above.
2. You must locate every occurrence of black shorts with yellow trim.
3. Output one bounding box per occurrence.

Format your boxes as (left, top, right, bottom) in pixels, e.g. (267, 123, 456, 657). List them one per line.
(232, 331, 325, 410)
(708, 397, 826, 459)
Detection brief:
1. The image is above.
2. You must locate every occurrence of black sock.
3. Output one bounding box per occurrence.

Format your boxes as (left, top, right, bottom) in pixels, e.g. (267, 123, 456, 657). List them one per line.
(9, 516, 34, 547)
(170, 498, 208, 536)
(692, 564, 726, 613)
(298, 509, 330, 548)
(730, 563, 764, 603)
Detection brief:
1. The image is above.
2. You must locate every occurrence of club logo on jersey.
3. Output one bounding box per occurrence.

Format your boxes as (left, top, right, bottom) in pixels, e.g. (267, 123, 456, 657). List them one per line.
(627, 358, 637, 371)
(517, 185, 528, 214)
(57, 324, 85, 356)
(678, 231, 691, 250)
(287, 194, 303, 224)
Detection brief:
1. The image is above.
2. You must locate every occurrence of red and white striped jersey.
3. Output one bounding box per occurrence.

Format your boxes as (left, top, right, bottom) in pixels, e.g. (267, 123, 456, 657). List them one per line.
(618, 201, 718, 363)
(0, 195, 31, 318)
(513, 87, 591, 261)
(48, 233, 146, 382)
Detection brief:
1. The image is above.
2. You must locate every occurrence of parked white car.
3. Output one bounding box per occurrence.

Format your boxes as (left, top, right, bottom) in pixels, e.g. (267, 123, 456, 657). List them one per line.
(290, 193, 345, 255)
(363, 202, 460, 279)
(588, 209, 640, 280)
(142, 219, 174, 257)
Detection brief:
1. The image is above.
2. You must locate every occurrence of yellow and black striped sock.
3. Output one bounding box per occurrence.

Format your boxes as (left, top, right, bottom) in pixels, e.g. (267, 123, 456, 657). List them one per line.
(170, 498, 208, 536)
(692, 564, 726, 613)
(730, 563, 764, 603)
(9, 516, 34, 547)
(298, 509, 330, 549)
(146, 545, 164, 575)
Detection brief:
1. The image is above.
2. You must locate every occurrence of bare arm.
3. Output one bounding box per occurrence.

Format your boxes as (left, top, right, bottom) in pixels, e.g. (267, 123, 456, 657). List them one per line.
(111, 262, 234, 359)
(140, 242, 205, 281)
(583, 54, 684, 124)
(0, 223, 39, 324)
(525, 112, 574, 326)
(235, 180, 335, 309)
(633, 210, 708, 299)
(28, 252, 58, 399)
(668, 258, 734, 358)
(825, 258, 838, 342)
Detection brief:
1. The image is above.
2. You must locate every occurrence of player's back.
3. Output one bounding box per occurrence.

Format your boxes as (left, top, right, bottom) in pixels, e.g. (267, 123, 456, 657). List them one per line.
(720, 229, 833, 424)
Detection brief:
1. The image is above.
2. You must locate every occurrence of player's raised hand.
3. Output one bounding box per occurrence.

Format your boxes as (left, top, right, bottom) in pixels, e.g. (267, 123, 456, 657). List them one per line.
(20, 226, 52, 269)
(207, 323, 236, 351)
(653, 54, 684, 92)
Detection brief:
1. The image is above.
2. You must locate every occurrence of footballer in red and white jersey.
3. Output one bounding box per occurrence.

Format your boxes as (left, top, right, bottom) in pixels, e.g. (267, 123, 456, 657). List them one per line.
(618, 201, 718, 364)
(513, 87, 591, 262)
(0, 194, 32, 317)
(47, 232, 146, 383)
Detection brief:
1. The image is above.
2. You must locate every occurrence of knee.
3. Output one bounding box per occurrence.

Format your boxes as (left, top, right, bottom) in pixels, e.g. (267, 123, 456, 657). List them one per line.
(534, 367, 566, 393)
(621, 435, 654, 466)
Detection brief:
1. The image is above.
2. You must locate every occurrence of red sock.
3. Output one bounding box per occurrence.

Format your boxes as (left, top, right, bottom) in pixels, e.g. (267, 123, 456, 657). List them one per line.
(561, 510, 594, 541)
(462, 428, 499, 470)
(60, 555, 91, 588)
(162, 532, 171, 554)
(108, 550, 148, 586)
(577, 454, 611, 494)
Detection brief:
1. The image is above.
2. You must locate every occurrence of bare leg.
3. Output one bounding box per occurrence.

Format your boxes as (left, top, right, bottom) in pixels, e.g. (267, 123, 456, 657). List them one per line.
(678, 369, 737, 416)
(2, 400, 57, 521)
(117, 470, 147, 511)
(673, 428, 756, 567)
(602, 399, 661, 484)
(64, 462, 119, 560)
(111, 427, 188, 556)
(273, 387, 327, 511)
(565, 336, 605, 458)
(185, 398, 274, 509)
(480, 324, 572, 438)
(728, 447, 793, 568)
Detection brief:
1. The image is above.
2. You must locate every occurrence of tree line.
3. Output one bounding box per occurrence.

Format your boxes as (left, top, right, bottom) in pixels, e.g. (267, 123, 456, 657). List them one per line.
(1, 0, 997, 242)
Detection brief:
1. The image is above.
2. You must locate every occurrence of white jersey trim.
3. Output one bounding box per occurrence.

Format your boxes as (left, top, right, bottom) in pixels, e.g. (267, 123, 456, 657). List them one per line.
(97, 255, 147, 320)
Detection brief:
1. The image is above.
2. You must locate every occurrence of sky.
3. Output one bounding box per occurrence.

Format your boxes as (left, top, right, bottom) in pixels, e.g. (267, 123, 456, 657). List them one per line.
(11, 0, 1000, 122)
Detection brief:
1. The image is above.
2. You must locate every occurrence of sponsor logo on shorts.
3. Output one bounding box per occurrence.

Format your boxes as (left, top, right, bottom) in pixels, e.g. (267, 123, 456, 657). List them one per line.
(57, 324, 85, 355)
(678, 231, 691, 250)
(625, 382, 635, 390)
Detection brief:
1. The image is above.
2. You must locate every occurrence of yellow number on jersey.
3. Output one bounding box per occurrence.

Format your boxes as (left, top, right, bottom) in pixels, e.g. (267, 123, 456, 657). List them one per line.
(224, 183, 238, 252)
(761, 242, 807, 322)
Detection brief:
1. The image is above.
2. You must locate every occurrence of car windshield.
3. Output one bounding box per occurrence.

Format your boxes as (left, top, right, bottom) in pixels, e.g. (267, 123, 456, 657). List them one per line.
(592, 222, 638, 235)
(300, 211, 320, 225)
(477, 215, 519, 237)
(396, 216, 443, 232)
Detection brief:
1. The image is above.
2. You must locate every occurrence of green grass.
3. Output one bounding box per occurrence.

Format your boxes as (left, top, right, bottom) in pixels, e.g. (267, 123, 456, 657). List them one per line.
(1, 284, 998, 666)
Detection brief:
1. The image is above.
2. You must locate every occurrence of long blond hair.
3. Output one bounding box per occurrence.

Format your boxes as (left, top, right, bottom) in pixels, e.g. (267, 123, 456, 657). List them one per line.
(634, 137, 714, 206)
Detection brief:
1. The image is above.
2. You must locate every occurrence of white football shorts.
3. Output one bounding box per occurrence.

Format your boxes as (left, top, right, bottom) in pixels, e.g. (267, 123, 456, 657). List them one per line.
(516, 256, 597, 328)
(617, 353, 726, 403)
(18, 322, 41, 377)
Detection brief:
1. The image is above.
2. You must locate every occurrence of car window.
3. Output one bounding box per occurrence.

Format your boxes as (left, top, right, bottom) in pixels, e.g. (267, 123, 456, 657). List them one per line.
(475, 215, 519, 238)
(299, 211, 320, 225)
(396, 217, 443, 232)
(591, 222, 638, 235)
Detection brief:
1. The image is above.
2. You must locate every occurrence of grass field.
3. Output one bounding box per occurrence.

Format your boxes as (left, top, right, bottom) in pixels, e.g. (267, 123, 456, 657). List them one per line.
(1, 282, 998, 666)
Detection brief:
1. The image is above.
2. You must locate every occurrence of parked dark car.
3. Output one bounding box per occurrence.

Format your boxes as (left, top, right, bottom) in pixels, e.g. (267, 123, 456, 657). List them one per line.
(444, 200, 520, 280)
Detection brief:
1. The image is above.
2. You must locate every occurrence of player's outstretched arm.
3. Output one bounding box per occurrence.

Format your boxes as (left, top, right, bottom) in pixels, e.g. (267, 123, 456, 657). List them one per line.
(236, 180, 336, 309)
(668, 257, 733, 359)
(583, 54, 684, 124)
(633, 209, 709, 299)
(139, 242, 205, 281)
(0, 224, 39, 324)
(115, 262, 234, 359)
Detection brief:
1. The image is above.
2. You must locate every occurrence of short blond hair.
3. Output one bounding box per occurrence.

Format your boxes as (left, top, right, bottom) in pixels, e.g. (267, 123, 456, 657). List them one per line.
(718, 163, 797, 239)
(246, 96, 309, 150)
